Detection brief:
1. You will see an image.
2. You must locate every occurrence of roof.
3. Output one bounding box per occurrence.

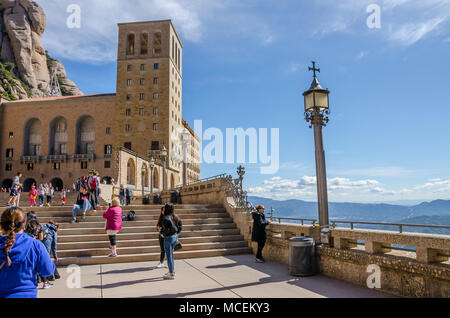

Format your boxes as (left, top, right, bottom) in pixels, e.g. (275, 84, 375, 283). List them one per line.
(2, 94, 116, 104)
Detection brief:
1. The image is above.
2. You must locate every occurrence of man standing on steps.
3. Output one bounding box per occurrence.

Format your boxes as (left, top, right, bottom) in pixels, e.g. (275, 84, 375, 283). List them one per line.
(6, 172, 22, 207)
(251, 205, 270, 263)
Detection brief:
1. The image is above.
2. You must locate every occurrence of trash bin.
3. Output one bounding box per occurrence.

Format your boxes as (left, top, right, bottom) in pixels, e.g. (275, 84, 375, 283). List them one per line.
(170, 190, 181, 204)
(153, 194, 162, 204)
(142, 196, 150, 205)
(289, 237, 317, 277)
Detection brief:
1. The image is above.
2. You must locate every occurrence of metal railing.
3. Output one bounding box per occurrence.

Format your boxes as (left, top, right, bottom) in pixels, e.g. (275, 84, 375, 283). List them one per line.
(175, 174, 227, 189)
(270, 217, 317, 226)
(330, 220, 450, 234)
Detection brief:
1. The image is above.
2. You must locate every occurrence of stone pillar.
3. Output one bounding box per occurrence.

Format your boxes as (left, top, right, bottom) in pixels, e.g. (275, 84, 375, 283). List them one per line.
(416, 247, 449, 263)
(365, 241, 392, 254)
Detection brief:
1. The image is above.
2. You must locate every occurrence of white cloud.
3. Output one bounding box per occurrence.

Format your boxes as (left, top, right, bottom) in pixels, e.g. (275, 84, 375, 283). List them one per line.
(335, 166, 414, 177)
(248, 175, 450, 202)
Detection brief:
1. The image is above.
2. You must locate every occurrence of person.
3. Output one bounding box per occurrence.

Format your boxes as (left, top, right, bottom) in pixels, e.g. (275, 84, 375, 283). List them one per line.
(125, 187, 131, 206)
(156, 206, 167, 268)
(38, 184, 45, 207)
(6, 172, 22, 207)
(71, 185, 96, 223)
(16, 185, 22, 208)
(28, 185, 38, 208)
(160, 203, 182, 280)
(252, 205, 270, 263)
(88, 172, 99, 206)
(0, 207, 55, 298)
(44, 183, 51, 206)
(61, 189, 67, 206)
(102, 198, 122, 257)
(119, 185, 125, 207)
(49, 185, 55, 205)
(41, 220, 60, 285)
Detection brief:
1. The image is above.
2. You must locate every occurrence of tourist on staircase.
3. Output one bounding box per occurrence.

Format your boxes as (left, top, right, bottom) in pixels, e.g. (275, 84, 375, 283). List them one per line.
(6, 172, 22, 207)
(156, 206, 167, 268)
(38, 184, 45, 207)
(71, 185, 96, 223)
(103, 198, 123, 257)
(0, 207, 55, 298)
(119, 184, 125, 207)
(44, 183, 51, 207)
(160, 203, 182, 280)
(28, 185, 38, 208)
(252, 205, 270, 263)
(125, 187, 131, 206)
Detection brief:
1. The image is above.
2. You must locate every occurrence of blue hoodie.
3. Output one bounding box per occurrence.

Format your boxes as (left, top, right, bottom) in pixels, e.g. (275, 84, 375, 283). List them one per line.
(0, 233, 55, 298)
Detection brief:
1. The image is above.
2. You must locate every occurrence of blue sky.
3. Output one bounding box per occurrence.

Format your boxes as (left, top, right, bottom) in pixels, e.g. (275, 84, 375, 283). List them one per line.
(37, 0, 450, 203)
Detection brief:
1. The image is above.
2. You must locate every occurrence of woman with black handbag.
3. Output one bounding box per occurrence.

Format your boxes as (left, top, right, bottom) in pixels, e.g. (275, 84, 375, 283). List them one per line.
(160, 203, 182, 280)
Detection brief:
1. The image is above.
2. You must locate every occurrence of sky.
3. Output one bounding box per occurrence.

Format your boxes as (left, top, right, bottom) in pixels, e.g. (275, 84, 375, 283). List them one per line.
(36, 0, 450, 203)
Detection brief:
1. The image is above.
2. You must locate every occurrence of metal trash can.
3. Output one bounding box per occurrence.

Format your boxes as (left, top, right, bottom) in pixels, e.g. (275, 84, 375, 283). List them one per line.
(170, 190, 181, 204)
(153, 194, 162, 204)
(142, 196, 150, 205)
(289, 237, 317, 277)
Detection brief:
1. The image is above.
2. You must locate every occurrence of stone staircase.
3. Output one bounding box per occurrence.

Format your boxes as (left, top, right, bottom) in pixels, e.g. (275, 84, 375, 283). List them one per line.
(24, 204, 251, 266)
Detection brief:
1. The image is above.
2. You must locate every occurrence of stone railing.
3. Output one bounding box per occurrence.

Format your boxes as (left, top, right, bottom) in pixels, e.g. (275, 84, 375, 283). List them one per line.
(174, 175, 450, 298)
(332, 228, 450, 264)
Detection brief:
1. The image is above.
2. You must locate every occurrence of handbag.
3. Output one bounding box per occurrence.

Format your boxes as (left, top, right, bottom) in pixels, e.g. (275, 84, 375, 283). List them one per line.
(174, 240, 182, 251)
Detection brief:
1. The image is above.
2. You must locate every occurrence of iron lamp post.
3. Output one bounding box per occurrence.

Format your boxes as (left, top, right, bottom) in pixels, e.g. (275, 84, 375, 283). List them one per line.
(160, 146, 168, 190)
(149, 157, 155, 194)
(181, 129, 190, 186)
(141, 165, 146, 200)
(303, 61, 330, 228)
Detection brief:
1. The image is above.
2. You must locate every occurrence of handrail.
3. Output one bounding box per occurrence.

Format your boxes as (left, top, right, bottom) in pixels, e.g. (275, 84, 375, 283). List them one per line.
(175, 174, 227, 189)
(271, 217, 317, 226)
(330, 220, 450, 234)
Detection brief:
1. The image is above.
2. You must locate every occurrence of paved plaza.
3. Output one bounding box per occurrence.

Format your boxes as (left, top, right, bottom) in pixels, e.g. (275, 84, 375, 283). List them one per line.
(38, 254, 390, 298)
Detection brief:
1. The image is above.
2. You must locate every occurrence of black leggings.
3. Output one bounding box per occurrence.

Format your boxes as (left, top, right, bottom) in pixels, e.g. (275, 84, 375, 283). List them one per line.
(256, 239, 266, 259)
(108, 235, 117, 246)
(159, 235, 165, 263)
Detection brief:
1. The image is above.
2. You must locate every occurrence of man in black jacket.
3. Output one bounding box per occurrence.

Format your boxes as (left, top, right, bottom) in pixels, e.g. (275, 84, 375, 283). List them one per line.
(252, 205, 270, 263)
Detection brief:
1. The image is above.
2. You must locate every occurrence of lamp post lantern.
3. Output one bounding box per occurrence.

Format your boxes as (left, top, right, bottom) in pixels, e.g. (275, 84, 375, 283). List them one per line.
(149, 157, 155, 195)
(237, 165, 245, 198)
(303, 61, 330, 228)
(160, 146, 168, 190)
(181, 129, 190, 186)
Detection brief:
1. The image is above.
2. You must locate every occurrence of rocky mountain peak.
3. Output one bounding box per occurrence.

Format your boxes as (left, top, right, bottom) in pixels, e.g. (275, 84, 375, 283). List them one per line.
(0, 0, 82, 100)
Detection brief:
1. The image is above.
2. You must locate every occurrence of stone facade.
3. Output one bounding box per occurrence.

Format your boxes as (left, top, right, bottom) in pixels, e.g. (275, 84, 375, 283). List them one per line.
(0, 20, 200, 192)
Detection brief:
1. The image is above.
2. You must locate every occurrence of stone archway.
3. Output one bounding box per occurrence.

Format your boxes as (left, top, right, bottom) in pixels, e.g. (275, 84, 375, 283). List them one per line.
(50, 178, 63, 191)
(127, 159, 136, 186)
(23, 118, 42, 156)
(1, 179, 13, 190)
(153, 168, 160, 191)
(76, 115, 95, 154)
(23, 178, 37, 192)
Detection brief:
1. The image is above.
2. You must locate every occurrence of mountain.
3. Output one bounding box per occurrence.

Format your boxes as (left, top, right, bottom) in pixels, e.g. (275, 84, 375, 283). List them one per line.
(248, 196, 450, 229)
(0, 0, 82, 100)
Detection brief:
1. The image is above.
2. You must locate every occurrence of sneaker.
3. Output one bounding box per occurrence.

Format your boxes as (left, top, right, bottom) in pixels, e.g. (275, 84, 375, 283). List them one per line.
(163, 272, 175, 280)
(42, 283, 54, 289)
(255, 258, 264, 263)
(71, 219, 78, 223)
(108, 252, 117, 257)
(81, 214, 86, 220)
(156, 262, 164, 268)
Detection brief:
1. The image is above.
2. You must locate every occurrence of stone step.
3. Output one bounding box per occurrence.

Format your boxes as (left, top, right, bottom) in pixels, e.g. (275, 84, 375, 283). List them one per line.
(58, 228, 241, 242)
(58, 223, 237, 236)
(56, 247, 252, 266)
(36, 213, 229, 223)
(57, 241, 249, 258)
(58, 218, 234, 229)
(57, 235, 245, 250)
(31, 209, 227, 218)
(21, 204, 223, 212)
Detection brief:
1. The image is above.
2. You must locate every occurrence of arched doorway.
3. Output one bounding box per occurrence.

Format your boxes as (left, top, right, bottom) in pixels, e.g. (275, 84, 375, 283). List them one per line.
(51, 178, 63, 191)
(1, 179, 13, 190)
(101, 176, 112, 185)
(127, 159, 136, 186)
(23, 178, 37, 192)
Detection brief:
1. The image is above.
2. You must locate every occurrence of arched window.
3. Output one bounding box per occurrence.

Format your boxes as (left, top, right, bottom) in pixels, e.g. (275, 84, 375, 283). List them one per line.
(127, 33, 135, 55)
(23, 118, 42, 156)
(76, 115, 95, 154)
(49, 116, 68, 155)
(127, 159, 136, 186)
(140, 32, 148, 55)
(154, 31, 162, 56)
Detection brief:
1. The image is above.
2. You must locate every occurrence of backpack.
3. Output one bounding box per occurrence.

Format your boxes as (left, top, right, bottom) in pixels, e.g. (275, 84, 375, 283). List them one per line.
(122, 214, 128, 222)
(127, 210, 136, 221)
(162, 215, 178, 237)
(42, 224, 50, 242)
(90, 178, 98, 190)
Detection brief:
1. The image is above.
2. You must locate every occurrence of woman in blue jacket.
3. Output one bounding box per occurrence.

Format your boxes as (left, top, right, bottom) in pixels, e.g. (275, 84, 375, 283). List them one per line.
(0, 207, 55, 298)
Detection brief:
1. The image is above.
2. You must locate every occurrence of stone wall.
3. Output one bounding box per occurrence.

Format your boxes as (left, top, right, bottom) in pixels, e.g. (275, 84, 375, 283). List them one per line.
(176, 177, 450, 298)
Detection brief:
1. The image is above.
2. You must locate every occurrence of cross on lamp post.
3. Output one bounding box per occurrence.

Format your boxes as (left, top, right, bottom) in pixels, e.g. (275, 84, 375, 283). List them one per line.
(303, 61, 330, 228)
